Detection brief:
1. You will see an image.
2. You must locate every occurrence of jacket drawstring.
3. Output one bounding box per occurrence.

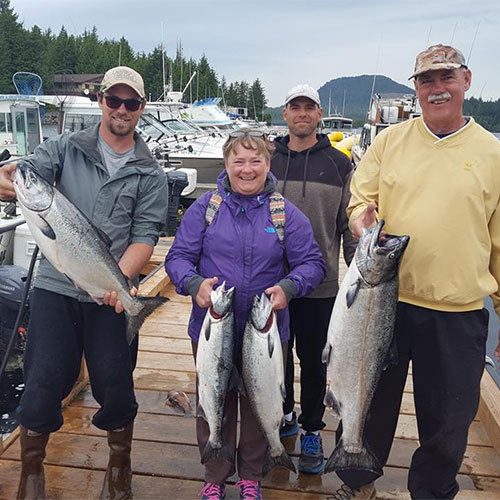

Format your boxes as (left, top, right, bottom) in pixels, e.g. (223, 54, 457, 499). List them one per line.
(282, 150, 291, 196)
(302, 150, 311, 200)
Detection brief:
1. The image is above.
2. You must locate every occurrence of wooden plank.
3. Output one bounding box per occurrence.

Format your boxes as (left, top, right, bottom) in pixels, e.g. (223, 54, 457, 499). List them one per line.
(138, 266, 171, 297)
(140, 322, 189, 338)
(0, 459, 336, 500)
(133, 367, 196, 392)
(478, 370, 500, 456)
(139, 336, 193, 355)
(57, 406, 499, 480)
(1, 433, 480, 496)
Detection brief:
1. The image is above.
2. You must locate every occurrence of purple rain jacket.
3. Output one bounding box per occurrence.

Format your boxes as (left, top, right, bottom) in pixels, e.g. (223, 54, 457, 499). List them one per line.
(165, 171, 326, 344)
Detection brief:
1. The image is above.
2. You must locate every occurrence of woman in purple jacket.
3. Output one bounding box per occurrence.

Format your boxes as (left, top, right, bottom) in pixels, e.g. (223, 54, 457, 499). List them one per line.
(165, 130, 325, 500)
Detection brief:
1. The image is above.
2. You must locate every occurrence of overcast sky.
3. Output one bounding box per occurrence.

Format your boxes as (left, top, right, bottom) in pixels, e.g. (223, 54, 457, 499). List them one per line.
(13, 0, 500, 107)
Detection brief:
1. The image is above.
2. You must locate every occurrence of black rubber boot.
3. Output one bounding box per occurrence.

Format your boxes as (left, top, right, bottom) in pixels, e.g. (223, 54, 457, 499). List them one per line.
(99, 422, 134, 500)
(16, 426, 50, 500)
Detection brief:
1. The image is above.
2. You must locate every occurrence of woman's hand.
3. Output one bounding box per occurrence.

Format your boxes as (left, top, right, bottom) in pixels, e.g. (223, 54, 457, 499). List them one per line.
(196, 277, 218, 308)
(265, 285, 287, 311)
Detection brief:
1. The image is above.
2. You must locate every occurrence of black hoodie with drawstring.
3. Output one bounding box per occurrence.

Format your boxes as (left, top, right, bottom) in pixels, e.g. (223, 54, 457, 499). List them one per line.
(271, 133, 357, 298)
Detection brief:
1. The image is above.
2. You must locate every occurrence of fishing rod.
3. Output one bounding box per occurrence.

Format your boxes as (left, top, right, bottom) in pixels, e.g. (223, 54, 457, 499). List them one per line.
(0, 153, 34, 168)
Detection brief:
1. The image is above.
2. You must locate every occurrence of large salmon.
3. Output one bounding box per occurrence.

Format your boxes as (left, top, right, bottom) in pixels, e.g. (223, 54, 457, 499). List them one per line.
(322, 220, 409, 474)
(13, 163, 167, 343)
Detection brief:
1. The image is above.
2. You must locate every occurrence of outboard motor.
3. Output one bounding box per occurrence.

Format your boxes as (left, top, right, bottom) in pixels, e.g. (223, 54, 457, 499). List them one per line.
(165, 170, 189, 237)
(0, 265, 30, 361)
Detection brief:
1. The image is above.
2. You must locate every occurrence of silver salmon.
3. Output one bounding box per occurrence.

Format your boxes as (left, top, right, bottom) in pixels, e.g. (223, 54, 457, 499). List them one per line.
(242, 293, 296, 475)
(13, 163, 167, 343)
(196, 282, 235, 464)
(322, 220, 409, 474)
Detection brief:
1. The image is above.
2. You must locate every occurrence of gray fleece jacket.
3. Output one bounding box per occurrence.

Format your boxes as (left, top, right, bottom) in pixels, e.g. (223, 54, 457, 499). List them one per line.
(24, 124, 168, 300)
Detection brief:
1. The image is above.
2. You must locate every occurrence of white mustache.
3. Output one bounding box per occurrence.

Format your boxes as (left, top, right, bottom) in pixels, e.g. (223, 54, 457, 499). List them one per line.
(428, 92, 451, 103)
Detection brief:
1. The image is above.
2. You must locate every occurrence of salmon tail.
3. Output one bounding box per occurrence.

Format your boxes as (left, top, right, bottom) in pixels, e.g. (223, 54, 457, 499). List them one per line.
(200, 440, 234, 465)
(324, 438, 381, 475)
(262, 448, 296, 476)
(126, 296, 169, 344)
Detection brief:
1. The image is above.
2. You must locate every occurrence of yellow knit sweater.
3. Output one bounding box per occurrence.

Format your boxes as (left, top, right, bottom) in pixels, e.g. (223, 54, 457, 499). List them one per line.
(348, 117, 500, 315)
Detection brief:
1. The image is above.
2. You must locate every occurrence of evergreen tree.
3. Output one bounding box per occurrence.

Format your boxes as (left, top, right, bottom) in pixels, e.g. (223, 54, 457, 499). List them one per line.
(0, 0, 26, 92)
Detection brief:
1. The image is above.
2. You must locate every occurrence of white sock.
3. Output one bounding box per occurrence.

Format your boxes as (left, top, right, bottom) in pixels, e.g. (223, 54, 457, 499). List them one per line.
(284, 412, 294, 422)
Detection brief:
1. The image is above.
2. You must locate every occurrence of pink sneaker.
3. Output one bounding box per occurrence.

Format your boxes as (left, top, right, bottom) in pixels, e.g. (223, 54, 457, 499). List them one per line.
(236, 479, 263, 500)
(200, 482, 226, 499)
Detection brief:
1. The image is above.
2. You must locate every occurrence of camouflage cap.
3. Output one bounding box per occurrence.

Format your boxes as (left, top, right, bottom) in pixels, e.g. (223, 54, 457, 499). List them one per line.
(409, 44, 467, 79)
(100, 66, 145, 99)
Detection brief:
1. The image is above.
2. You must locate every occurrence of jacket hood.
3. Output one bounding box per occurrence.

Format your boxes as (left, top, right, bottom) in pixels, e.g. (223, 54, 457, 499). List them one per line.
(273, 133, 332, 156)
(272, 133, 332, 200)
(216, 169, 278, 199)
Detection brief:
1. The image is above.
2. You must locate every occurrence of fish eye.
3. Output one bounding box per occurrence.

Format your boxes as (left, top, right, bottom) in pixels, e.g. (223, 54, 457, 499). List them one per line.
(389, 253, 395, 259)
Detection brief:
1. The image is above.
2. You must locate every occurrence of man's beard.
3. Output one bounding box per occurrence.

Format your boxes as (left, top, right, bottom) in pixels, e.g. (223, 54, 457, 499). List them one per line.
(289, 122, 317, 138)
(109, 118, 134, 137)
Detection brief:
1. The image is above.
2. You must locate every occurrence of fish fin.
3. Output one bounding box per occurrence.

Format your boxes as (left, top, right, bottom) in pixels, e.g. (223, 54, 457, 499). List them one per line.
(237, 375, 247, 397)
(321, 342, 332, 364)
(96, 227, 113, 248)
(324, 388, 341, 418)
(280, 382, 286, 401)
(228, 366, 240, 392)
(201, 441, 234, 465)
(38, 216, 56, 240)
(262, 448, 296, 476)
(324, 438, 382, 475)
(204, 319, 211, 342)
(126, 296, 169, 344)
(346, 279, 361, 308)
(196, 403, 207, 421)
(268, 331, 275, 357)
(383, 335, 398, 370)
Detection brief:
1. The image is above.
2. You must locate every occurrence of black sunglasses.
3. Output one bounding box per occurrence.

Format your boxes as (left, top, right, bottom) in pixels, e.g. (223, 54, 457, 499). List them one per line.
(229, 129, 266, 138)
(102, 94, 144, 112)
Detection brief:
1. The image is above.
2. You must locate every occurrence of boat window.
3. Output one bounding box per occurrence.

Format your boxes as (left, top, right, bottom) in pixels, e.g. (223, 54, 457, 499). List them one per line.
(163, 119, 192, 133)
(0, 114, 7, 133)
(64, 113, 100, 133)
(14, 111, 27, 155)
(138, 115, 174, 139)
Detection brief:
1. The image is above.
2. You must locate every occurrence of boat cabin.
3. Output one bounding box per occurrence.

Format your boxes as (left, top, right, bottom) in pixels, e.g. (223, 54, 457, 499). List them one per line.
(0, 96, 43, 157)
(320, 115, 353, 135)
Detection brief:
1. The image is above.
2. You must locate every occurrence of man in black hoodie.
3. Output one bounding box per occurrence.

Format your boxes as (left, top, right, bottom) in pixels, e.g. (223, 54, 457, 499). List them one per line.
(271, 84, 356, 474)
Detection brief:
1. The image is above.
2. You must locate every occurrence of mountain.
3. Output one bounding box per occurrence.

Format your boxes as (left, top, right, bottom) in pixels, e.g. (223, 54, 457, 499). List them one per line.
(266, 75, 414, 126)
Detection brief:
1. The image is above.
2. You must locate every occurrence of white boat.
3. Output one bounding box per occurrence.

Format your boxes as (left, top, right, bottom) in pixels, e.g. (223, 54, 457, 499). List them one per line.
(42, 96, 227, 189)
(0, 95, 44, 157)
(320, 114, 353, 136)
(352, 93, 421, 166)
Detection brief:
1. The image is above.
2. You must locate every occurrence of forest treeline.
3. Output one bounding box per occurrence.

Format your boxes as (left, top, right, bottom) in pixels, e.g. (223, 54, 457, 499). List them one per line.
(0, 0, 269, 120)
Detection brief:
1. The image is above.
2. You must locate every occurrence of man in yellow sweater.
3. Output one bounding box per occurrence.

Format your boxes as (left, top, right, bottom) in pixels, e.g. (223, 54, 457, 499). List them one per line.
(329, 45, 500, 500)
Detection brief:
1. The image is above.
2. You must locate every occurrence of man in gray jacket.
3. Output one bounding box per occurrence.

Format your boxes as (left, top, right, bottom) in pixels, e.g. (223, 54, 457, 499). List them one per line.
(0, 66, 168, 500)
(271, 84, 356, 474)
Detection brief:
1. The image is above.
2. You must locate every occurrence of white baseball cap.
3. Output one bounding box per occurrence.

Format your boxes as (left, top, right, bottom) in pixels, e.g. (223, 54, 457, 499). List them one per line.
(284, 84, 321, 106)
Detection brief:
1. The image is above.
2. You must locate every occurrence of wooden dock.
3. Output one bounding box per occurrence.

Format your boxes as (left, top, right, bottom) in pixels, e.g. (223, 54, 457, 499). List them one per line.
(1, 241, 500, 499)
